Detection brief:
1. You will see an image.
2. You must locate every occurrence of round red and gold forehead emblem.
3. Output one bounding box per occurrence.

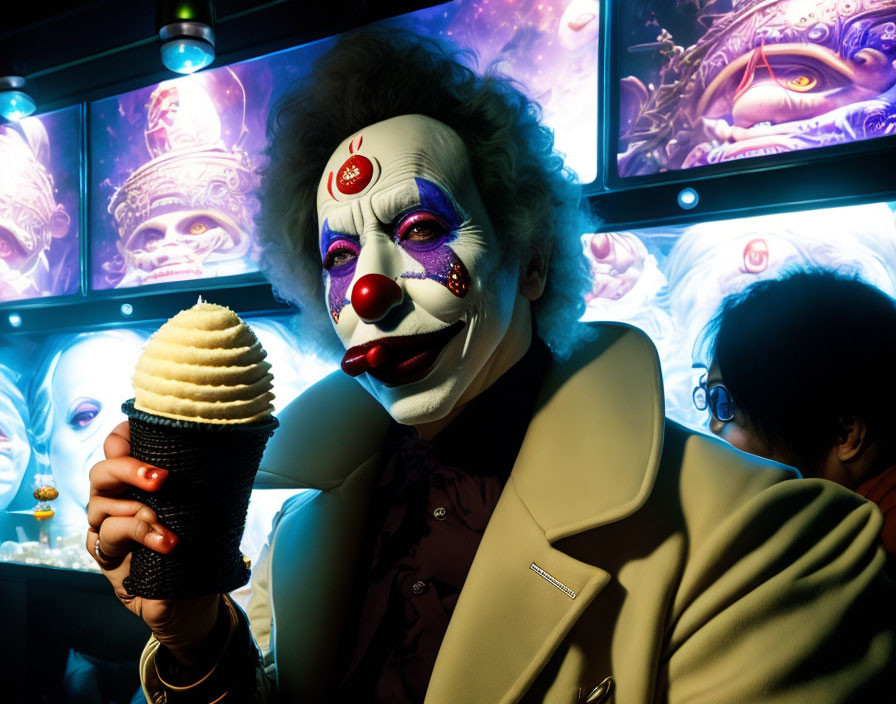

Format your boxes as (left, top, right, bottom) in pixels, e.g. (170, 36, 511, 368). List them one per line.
(335, 154, 374, 195)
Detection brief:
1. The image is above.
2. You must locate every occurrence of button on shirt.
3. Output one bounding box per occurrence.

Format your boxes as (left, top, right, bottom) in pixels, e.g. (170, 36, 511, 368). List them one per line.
(333, 336, 551, 703)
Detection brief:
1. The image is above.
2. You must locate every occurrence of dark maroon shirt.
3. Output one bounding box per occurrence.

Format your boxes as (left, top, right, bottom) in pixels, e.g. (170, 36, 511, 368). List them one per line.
(332, 336, 550, 703)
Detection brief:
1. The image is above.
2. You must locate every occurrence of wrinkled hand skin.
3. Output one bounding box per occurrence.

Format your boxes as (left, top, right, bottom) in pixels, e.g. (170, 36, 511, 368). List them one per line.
(86, 420, 222, 666)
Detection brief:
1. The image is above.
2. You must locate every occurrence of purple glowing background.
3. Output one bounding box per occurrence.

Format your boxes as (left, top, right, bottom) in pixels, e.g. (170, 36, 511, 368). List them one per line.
(618, 0, 896, 177)
(90, 1, 598, 290)
(0, 106, 80, 302)
(396, 0, 599, 183)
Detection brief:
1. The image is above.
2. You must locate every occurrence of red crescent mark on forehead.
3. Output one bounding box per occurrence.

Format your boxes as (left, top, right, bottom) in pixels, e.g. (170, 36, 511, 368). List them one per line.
(327, 172, 335, 199)
(349, 134, 363, 154)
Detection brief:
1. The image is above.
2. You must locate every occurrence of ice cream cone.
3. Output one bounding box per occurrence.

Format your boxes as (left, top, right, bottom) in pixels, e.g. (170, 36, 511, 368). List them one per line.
(120, 300, 279, 599)
(121, 400, 277, 598)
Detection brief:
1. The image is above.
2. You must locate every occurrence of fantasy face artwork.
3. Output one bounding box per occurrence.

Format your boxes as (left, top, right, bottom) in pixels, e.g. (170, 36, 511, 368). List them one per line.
(579, 230, 672, 346)
(581, 231, 666, 308)
(317, 115, 525, 425)
(0, 367, 30, 511)
(101, 75, 258, 288)
(619, 0, 896, 176)
(118, 208, 251, 287)
(578, 202, 896, 431)
(33, 330, 147, 517)
(0, 119, 73, 301)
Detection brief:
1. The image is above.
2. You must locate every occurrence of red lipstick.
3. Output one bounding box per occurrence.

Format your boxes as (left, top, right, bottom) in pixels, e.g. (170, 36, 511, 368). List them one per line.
(341, 321, 465, 386)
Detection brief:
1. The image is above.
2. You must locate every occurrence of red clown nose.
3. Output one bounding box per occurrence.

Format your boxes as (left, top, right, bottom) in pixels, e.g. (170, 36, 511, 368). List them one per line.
(351, 274, 403, 323)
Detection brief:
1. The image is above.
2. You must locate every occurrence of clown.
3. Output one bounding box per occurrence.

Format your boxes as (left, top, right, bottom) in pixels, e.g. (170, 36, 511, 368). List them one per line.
(107, 76, 258, 287)
(86, 30, 894, 704)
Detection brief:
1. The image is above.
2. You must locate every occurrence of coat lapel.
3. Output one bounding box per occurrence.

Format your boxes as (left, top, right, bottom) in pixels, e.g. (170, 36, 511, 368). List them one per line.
(426, 478, 611, 703)
(428, 324, 666, 703)
(269, 452, 382, 701)
(258, 370, 392, 701)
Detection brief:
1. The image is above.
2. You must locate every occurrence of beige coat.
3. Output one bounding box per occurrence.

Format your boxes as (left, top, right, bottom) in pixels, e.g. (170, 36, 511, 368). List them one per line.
(143, 324, 895, 703)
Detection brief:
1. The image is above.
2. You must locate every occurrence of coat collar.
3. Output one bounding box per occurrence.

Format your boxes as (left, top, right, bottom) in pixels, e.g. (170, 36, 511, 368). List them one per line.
(426, 324, 665, 702)
(264, 323, 666, 703)
(513, 323, 665, 542)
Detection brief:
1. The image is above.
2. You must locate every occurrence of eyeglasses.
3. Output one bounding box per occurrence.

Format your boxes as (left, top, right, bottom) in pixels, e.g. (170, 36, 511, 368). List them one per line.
(692, 373, 737, 423)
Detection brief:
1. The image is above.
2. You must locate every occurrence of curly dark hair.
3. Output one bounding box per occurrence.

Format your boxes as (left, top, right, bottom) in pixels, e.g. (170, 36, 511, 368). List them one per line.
(255, 28, 595, 360)
(704, 268, 896, 476)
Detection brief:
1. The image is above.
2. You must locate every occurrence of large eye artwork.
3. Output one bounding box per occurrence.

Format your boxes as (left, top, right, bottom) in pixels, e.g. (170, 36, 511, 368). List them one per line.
(787, 74, 818, 92)
(742, 238, 770, 274)
(67, 398, 101, 430)
(184, 216, 221, 237)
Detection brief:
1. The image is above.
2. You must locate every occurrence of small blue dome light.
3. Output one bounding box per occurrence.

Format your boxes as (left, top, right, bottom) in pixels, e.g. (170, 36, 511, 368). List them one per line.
(677, 187, 699, 210)
(120, 303, 134, 317)
(8, 313, 22, 328)
(160, 37, 215, 74)
(0, 77, 36, 121)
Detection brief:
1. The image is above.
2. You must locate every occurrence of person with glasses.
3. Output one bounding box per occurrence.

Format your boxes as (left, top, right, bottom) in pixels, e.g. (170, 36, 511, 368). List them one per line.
(698, 268, 896, 570)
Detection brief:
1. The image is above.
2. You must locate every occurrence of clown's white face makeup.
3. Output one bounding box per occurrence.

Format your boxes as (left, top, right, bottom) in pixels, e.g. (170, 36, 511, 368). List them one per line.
(317, 115, 532, 426)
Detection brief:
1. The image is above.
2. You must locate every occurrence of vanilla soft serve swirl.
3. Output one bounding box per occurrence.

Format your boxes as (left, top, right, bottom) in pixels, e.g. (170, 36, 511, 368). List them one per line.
(133, 301, 274, 423)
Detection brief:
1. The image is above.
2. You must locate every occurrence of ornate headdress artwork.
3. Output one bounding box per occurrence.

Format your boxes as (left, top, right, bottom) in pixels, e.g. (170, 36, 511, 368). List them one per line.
(619, 0, 896, 176)
(107, 69, 258, 287)
(0, 119, 71, 300)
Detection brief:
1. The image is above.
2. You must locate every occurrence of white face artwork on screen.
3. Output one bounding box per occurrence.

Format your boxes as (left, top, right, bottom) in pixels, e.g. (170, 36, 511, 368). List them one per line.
(0, 378, 29, 510)
(108, 78, 258, 288)
(316, 115, 530, 425)
(120, 208, 251, 286)
(44, 331, 146, 511)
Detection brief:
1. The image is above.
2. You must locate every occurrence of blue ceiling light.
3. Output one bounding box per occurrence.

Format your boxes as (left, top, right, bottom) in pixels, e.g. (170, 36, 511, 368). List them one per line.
(677, 187, 699, 210)
(0, 77, 36, 121)
(158, 2, 216, 75)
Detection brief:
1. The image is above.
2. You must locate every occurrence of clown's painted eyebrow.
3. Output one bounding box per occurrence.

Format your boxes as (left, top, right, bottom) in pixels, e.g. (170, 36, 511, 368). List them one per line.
(371, 178, 464, 231)
(319, 219, 359, 261)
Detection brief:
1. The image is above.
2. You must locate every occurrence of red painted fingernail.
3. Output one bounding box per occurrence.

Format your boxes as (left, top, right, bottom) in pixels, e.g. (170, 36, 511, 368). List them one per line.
(147, 469, 168, 482)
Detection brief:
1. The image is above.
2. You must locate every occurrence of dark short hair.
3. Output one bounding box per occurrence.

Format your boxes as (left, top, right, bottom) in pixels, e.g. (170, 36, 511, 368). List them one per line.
(255, 28, 594, 360)
(704, 269, 896, 475)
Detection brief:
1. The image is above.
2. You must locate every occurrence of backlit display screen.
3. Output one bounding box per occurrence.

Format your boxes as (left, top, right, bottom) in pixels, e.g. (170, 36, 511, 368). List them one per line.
(580, 201, 896, 428)
(89, 1, 600, 292)
(617, 0, 896, 178)
(0, 107, 80, 302)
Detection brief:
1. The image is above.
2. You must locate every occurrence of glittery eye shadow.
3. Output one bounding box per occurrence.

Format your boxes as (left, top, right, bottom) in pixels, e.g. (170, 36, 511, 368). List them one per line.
(320, 219, 359, 323)
(398, 178, 470, 297)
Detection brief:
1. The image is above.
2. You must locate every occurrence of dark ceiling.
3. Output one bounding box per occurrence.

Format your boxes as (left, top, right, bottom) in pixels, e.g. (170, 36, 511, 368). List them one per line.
(1, 0, 442, 110)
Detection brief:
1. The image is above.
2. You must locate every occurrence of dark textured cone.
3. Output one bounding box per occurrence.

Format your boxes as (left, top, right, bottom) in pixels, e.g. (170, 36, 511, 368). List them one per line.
(120, 399, 278, 599)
